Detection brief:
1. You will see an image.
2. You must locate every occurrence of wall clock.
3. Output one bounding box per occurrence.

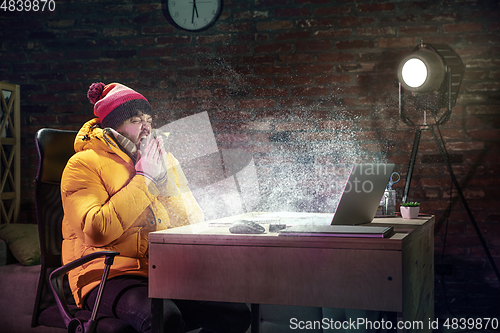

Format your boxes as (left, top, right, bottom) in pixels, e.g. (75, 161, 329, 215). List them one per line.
(163, 0, 223, 32)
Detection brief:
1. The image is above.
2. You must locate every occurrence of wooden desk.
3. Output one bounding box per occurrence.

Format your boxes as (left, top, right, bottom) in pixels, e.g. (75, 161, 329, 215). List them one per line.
(149, 212, 434, 333)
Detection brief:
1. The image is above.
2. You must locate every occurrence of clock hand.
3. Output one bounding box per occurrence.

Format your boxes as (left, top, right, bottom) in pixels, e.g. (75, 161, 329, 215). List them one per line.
(192, 0, 199, 24)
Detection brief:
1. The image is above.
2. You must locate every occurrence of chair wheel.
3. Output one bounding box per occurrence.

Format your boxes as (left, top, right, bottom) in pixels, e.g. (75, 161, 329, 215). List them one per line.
(68, 318, 85, 333)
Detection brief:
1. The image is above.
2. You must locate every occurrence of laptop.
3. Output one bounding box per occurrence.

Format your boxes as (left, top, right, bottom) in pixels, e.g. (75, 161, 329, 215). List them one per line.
(279, 163, 395, 237)
(330, 163, 395, 225)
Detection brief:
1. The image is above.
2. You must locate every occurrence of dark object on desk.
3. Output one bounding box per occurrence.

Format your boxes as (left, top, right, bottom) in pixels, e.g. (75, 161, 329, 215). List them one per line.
(229, 221, 265, 234)
(269, 224, 287, 233)
(279, 225, 394, 238)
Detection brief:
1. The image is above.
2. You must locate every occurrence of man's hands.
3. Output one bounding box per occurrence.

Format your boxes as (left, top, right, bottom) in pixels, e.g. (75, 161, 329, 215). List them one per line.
(135, 136, 168, 184)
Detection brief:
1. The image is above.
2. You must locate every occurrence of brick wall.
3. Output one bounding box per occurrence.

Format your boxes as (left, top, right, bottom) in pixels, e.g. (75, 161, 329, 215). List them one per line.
(1, 0, 499, 317)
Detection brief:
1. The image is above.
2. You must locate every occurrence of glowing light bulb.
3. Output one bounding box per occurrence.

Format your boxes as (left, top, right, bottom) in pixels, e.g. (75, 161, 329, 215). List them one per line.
(401, 58, 428, 88)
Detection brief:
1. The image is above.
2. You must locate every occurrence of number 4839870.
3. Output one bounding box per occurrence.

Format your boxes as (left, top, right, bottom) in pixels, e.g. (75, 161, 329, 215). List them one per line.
(1, 0, 56, 11)
(443, 317, 498, 331)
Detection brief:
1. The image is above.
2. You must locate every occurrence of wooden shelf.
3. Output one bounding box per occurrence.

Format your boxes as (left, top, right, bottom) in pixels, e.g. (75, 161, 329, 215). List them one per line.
(0, 82, 21, 224)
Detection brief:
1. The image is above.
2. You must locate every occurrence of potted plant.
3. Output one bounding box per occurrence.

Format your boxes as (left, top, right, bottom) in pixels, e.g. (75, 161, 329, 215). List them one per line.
(400, 202, 420, 219)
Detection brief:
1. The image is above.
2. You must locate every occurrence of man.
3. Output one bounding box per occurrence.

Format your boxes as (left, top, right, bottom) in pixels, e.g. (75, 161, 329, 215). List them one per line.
(61, 82, 251, 333)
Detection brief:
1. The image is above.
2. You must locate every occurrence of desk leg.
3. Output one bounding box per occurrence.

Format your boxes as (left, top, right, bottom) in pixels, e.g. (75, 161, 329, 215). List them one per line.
(387, 312, 397, 333)
(251, 304, 260, 333)
(152, 298, 163, 333)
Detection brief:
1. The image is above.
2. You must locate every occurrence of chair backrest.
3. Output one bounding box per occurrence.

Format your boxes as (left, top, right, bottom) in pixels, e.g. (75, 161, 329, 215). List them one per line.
(32, 128, 77, 326)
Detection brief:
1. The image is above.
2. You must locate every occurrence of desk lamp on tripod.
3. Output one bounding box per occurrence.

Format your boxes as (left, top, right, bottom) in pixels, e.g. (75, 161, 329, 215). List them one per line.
(397, 41, 499, 281)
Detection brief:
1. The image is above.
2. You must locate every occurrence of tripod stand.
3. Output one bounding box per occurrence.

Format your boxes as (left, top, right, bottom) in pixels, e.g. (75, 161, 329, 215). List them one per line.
(399, 82, 500, 281)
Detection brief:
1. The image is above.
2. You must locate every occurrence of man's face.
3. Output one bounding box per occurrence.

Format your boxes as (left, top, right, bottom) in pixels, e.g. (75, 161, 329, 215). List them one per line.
(116, 112, 152, 148)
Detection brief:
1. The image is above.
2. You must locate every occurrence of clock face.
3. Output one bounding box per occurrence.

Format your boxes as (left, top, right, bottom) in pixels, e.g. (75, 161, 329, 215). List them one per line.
(164, 0, 223, 32)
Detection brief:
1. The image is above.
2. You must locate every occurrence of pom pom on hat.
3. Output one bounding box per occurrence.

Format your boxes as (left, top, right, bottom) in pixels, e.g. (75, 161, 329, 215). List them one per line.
(87, 82, 105, 105)
(87, 82, 152, 129)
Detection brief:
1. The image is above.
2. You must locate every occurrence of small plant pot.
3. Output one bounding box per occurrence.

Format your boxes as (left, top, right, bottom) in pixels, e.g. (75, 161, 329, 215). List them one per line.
(400, 206, 420, 219)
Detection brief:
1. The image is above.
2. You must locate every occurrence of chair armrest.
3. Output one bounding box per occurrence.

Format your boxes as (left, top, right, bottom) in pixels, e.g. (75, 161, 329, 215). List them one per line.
(49, 251, 119, 330)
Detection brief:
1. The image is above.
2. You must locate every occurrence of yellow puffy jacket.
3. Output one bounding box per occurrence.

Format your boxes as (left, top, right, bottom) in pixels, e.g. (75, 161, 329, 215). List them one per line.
(61, 118, 204, 307)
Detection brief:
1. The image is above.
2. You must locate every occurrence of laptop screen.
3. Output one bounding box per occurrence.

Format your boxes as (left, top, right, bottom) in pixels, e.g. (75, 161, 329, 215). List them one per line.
(330, 163, 395, 225)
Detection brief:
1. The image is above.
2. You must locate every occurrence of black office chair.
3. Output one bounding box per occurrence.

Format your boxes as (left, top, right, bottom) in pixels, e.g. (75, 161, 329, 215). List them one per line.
(31, 128, 136, 333)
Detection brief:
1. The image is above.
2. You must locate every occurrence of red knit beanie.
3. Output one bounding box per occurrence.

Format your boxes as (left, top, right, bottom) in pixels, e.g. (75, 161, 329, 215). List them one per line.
(87, 82, 152, 129)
